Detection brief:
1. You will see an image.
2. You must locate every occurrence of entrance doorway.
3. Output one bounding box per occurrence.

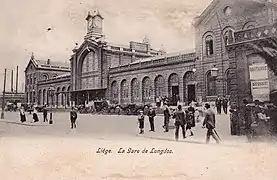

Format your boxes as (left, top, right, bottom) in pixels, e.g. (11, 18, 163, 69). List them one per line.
(187, 84, 196, 104)
(172, 86, 179, 106)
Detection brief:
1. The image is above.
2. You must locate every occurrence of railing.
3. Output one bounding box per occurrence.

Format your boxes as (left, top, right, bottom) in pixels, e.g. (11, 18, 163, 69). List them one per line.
(40, 64, 70, 70)
(233, 23, 277, 44)
(109, 53, 196, 73)
(38, 75, 70, 84)
(105, 45, 160, 56)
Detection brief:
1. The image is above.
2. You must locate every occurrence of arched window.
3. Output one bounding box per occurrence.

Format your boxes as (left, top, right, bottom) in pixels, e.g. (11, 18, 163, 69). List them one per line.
(142, 77, 152, 103)
(42, 89, 46, 105)
(154, 75, 165, 98)
(131, 78, 139, 103)
(243, 21, 256, 30)
(42, 74, 48, 81)
(168, 73, 180, 105)
(67, 86, 71, 106)
(111, 81, 118, 100)
(56, 87, 60, 107)
(81, 51, 98, 74)
(81, 51, 99, 89)
(223, 29, 234, 45)
(120, 80, 129, 103)
(207, 72, 216, 96)
(61, 87, 66, 106)
(205, 35, 214, 56)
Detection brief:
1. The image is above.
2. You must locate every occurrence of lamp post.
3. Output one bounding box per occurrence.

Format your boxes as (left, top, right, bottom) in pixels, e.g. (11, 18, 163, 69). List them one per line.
(211, 65, 219, 77)
(49, 86, 55, 124)
(1, 69, 7, 119)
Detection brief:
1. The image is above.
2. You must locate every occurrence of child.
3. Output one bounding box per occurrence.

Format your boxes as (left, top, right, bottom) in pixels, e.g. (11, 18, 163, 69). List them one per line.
(138, 110, 145, 134)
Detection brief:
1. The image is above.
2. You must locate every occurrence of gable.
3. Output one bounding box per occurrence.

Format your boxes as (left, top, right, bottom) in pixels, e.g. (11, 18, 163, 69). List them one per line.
(194, 0, 271, 28)
(24, 59, 38, 73)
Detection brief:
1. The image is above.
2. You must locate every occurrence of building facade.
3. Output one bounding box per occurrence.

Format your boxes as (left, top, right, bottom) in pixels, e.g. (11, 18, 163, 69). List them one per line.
(25, 0, 277, 107)
(194, 0, 277, 102)
(24, 55, 71, 107)
(70, 10, 166, 106)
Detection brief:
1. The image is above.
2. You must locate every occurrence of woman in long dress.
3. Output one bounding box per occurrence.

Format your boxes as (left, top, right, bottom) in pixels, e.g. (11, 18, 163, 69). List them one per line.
(19, 107, 26, 123)
(33, 109, 39, 123)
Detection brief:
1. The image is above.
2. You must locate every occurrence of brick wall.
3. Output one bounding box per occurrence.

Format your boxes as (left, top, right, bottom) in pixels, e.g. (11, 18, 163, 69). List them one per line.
(195, 0, 274, 102)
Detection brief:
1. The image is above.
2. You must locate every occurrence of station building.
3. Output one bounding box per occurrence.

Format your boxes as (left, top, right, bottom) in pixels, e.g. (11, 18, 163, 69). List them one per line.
(25, 0, 277, 107)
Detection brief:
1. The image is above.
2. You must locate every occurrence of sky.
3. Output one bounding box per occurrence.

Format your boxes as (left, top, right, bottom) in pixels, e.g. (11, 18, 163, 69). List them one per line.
(0, 0, 212, 92)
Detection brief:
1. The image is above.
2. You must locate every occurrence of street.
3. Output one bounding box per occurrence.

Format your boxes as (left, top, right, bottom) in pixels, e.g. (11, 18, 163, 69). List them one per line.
(1, 110, 277, 180)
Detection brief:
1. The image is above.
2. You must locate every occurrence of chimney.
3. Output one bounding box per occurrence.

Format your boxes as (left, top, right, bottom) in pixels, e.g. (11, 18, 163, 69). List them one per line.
(16, 66, 18, 94)
(47, 59, 51, 65)
(11, 70, 14, 93)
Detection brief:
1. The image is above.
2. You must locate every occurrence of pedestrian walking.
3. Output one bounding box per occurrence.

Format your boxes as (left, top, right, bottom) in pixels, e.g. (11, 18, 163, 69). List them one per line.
(163, 102, 170, 132)
(186, 104, 196, 136)
(32, 109, 39, 123)
(202, 103, 220, 144)
(173, 105, 186, 141)
(215, 96, 222, 114)
(70, 107, 78, 129)
(147, 107, 156, 132)
(19, 106, 26, 123)
(43, 106, 48, 122)
(222, 97, 228, 114)
(138, 110, 145, 134)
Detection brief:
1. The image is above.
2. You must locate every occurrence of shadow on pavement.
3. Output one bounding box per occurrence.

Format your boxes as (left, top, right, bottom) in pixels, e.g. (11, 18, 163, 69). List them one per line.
(138, 135, 243, 148)
(1, 121, 49, 127)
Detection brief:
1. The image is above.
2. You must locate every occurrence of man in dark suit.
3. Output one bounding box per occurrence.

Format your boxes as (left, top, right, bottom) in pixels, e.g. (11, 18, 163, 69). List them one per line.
(147, 107, 156, 132)
(222, 96, 229, 114)
(202, 103, 220, 144)
(163, 102, 170, 132)
(70, 107, 78, 129)
(173, 105, 186, 141)
(215, 96, 222, 114)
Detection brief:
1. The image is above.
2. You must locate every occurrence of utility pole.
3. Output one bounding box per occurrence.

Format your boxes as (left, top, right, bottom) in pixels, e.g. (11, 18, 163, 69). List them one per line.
(16, 66, 18, 94)
(1, 69, 7, 119)
(11, 70, 14, 93)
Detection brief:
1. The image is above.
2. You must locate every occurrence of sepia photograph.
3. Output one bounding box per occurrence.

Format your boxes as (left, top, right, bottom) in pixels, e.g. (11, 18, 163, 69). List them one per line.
(1, 0, 277, 179)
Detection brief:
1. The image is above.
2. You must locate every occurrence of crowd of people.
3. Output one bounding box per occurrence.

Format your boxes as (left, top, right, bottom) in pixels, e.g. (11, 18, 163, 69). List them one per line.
(229, 98, 277, 139)
(19, 105, 78, 129)
(17, 95, 277, 143)
(137, 101, 220, 144)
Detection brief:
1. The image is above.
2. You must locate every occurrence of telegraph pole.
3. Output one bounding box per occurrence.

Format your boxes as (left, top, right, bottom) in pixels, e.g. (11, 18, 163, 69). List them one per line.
(11, 70, 14, 92)
(1, 69, 7, 119)
(16, 66, 18, 94)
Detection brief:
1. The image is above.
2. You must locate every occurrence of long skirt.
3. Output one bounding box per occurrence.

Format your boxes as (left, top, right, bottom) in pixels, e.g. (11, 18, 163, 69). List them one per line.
(20, 114, 26, 122)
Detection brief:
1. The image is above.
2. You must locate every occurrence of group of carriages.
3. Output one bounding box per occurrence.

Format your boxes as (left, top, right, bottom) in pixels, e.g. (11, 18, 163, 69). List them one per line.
(77, 100, 152, 116)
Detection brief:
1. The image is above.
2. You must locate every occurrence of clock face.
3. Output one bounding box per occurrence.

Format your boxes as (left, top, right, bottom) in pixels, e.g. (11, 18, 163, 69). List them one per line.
(93, 18, 101, 28)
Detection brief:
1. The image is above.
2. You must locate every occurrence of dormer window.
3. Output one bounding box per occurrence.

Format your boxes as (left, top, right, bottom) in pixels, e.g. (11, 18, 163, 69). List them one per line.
(205, 35, 214, 56)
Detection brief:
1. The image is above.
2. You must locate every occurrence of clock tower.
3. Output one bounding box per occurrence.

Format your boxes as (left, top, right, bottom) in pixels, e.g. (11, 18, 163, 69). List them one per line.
(85, 9, 104, 40)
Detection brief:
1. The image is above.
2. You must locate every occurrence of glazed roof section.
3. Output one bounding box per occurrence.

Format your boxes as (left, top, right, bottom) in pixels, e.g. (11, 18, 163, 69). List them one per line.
(109, 49, 196, 73)
(131, 49, 196, 65)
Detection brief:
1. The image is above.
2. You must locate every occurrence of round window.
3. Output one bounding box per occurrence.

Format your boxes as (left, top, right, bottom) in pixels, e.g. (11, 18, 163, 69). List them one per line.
(223, 6, 232, 16)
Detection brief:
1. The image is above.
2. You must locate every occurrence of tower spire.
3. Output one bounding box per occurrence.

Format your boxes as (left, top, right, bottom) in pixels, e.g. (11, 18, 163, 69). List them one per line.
(31, 52, 34, 60)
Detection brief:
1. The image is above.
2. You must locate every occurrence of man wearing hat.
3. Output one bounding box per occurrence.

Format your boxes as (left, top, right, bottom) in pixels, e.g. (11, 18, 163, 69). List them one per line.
(163, 102, 170, 132)
(202, 103, 220, 144)
(70, 107, 78, 129)
(137, 110, 145, 134)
